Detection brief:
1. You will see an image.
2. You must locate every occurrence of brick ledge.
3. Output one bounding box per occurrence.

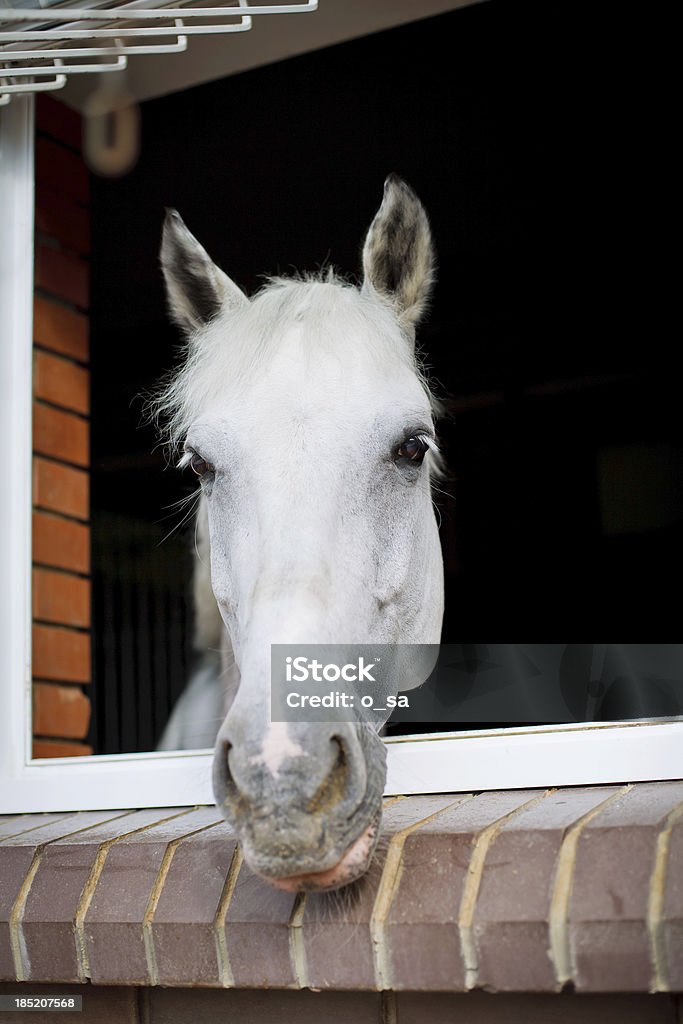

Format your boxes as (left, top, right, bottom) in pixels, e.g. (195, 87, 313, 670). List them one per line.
(0, 782, 682, 993)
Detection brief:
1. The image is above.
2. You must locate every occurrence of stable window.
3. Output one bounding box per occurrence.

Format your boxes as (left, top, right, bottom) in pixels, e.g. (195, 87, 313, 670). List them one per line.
(2, 1, 682, 815)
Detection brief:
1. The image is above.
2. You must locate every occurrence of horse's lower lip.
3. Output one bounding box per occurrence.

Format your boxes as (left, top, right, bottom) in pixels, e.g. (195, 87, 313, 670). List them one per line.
(258, 822, 378, 893)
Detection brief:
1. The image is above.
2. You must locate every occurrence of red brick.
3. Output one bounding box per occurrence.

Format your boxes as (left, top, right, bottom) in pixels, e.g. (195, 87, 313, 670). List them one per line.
(304, 795, 459, 991)
(150, 818, 234, 987)
(32, 624, 90, 684)
(33, 459, 89, 522)
(33, 296, 89, 363)
(83, 810, 214, 985)
(569, 782, 683, 992)
(21, 811, 161, 983)
(35, 245, 89, 311)
(33, 683, 90, 740)
(35, 183, 90, 257)
(2, 788, 682, 995)
(384, 790, 542, 991)
(32, 569, 90, 628)
(0, 814, 107, 981)
(19, 810, 188, 981)
(473, 787, 624, 992)
(32, 740, 93, 758)
(32, 512, 89, 574)
(0, 814, 76, 843)
(0, 820, 24, 843)
(223, 859, 297, 988)
(35, 136, 88, 206)
(662, 816, 683, 990)
(33, 351, 89, 416)
(33, 403, 89, 467)
(0, 849, 49, 979)
(36, 95, 82, 151)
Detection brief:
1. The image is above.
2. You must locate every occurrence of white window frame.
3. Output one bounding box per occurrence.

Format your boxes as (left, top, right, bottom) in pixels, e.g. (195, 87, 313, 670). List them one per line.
(1, 97, 681, 815)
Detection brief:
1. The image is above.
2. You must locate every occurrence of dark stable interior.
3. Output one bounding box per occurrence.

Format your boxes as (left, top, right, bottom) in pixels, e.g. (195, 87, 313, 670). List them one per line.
(88, 1, 679, 752)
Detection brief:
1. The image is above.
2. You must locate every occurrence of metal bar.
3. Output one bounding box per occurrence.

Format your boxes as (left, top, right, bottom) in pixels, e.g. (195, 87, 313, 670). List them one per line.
(0, 0, 316, 22)
(1, 20, 245, 39)
(2, 32, 187, 56)
(0, 72, 66, 90)
(1, 19, 249, 40)
(1, 0, 249, 40)
(1, 53, 126, 73)
(0, 0, 316, 105)
(0, 0, 247, 40)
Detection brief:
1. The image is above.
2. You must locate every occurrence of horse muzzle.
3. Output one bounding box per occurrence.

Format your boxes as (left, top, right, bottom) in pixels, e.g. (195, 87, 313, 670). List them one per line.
(212, 721, 386, 890)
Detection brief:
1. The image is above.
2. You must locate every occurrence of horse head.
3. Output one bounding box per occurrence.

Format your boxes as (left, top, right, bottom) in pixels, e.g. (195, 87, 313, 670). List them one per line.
(156, 176, 444, 891)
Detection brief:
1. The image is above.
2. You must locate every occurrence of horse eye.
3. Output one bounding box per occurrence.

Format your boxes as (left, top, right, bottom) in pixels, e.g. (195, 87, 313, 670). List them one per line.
(396, 436, 428, 464)
(190, 453, 212, 477)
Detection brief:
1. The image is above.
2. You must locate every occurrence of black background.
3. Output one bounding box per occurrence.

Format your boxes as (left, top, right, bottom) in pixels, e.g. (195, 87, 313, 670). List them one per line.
(89, 1, 679, 748)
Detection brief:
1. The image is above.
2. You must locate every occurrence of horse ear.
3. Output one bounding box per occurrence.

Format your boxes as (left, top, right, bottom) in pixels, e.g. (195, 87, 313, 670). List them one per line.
(160, 209, 247, 335)
(362, 174, 435, 332)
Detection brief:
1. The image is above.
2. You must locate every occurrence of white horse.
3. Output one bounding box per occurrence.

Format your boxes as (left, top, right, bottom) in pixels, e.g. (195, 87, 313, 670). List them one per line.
(155, 175, 444, 891)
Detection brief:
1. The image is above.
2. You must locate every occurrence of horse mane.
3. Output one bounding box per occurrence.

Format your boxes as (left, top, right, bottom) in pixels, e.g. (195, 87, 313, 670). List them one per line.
(150, 270, 443, 460)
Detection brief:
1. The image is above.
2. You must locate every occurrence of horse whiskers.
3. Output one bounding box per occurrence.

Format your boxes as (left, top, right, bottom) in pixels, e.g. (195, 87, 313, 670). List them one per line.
(432, 498, 442, 530)
(306, 879, 361, 924)
(429, 479, 454, 501)
(193, 512, 204, 565)
(371, 831, 392, 857)
(430, 480, 455, 530)
(157, 491, 202, 546)
(304, 835, 388, 923)
(156, 488, 202, 521)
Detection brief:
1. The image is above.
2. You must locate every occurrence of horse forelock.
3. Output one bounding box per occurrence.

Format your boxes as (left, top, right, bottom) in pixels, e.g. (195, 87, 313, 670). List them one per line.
(150, 271, 442, 461)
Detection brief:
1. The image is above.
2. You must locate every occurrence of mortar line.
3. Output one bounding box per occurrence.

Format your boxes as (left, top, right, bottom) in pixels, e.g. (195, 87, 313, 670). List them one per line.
(549, 784, 632, 987)
(0, 814, 24, 827)
(142, 817, 224, 986)
(648, 798, 683, 992)
(8, 810, 134, 981)
(213, 845, 243, 987)
(459, 789, 553, 990)
(0, 813, 77, 845)
(380, 989, 398, 1024)
(137, 985, 151, 1024)
(370, 795, 472, 991)
(73, 808, 194, 982)
(288, 892, 309, 989)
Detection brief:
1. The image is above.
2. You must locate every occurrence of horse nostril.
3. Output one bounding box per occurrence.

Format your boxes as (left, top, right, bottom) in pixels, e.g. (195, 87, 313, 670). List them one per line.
(306, 736, 350, 815)
(217, 741, 248, 816)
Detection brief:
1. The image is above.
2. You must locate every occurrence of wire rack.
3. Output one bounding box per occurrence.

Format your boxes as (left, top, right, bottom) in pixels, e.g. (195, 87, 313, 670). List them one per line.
(0, 0, 317, 104)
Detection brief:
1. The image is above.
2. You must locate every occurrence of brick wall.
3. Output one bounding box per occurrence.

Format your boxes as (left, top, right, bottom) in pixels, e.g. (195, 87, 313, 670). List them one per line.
(32, 96, 92, 759)
(0, 786, 682, 1012)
